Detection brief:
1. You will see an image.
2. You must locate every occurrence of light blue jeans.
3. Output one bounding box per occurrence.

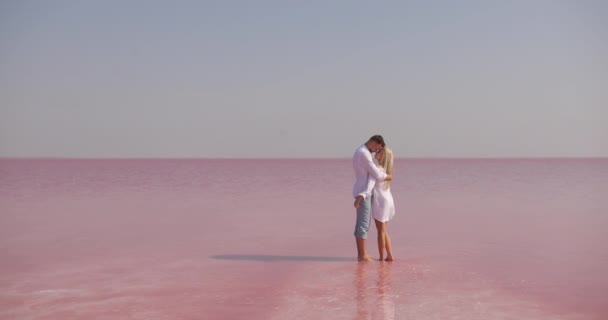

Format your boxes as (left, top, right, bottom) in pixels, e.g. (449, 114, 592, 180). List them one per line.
(354, 196, 372, 239)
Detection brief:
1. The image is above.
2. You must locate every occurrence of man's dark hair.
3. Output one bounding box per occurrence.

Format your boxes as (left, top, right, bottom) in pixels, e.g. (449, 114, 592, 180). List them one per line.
(368, 135, 385, 147)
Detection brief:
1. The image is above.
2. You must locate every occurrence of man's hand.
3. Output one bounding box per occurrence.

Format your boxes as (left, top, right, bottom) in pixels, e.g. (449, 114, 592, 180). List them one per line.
(354, 195, 364, 208)
(385, 174, 393, 181)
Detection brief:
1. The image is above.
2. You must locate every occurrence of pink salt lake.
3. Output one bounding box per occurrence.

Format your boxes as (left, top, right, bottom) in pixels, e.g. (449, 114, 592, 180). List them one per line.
(1, 158, 607, 319)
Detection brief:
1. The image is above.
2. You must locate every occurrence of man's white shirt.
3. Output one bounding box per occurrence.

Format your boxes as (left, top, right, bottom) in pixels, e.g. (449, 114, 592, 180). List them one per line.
(352, 144, 387, 199)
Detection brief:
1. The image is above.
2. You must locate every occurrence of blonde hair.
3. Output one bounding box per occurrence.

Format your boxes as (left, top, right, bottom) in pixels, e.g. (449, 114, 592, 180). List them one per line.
(379, 147, 394, 190)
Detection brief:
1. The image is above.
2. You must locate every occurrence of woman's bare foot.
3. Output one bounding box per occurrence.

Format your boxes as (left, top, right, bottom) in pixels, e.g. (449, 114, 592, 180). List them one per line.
(385, 256, 394, 261)
(358, 255, 373, 262)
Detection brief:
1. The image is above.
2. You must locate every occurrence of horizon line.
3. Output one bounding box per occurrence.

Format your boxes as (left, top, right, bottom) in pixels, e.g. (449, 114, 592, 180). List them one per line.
(1, 156, 606, 160)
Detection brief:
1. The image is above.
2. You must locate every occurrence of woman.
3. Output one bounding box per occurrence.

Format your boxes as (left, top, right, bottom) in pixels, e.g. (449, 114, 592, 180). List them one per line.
(370, 147, 395, 261)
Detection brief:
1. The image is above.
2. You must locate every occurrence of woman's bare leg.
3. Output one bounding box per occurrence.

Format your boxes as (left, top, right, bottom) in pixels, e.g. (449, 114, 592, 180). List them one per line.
(374, 219, 386, 261)
(384, 223, 394, 261)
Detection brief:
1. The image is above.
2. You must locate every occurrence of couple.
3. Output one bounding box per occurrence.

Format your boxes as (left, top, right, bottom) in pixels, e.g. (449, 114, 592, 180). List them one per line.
(352, 135, 396, 262)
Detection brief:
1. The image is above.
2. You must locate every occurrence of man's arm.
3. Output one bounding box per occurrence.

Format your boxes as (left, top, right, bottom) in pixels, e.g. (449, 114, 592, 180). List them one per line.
(354, 173, 385, 207)
(361, 153, 388, 181)
(358, 173, 376, 199)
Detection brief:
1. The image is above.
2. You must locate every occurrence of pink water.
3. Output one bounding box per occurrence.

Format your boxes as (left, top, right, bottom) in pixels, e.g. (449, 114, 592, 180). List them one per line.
(1, 158, 607, 319)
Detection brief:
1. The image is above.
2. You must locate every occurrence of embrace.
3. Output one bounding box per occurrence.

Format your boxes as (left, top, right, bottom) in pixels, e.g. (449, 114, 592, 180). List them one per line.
(352, 135, 396, 262)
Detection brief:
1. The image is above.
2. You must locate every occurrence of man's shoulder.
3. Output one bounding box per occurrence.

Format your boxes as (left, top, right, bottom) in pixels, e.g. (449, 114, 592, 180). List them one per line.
(353, 145, 370, 160)
(353, 145, 365, 156)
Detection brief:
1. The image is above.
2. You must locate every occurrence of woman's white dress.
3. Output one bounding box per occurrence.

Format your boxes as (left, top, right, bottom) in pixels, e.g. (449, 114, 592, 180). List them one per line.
(371, 160, 395, 222)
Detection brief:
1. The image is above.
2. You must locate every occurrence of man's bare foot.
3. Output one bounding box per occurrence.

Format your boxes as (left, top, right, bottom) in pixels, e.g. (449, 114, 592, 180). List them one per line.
(385, 256, 394, 261)
(378, 257, 384, 262)
(358, 255, 373, 262)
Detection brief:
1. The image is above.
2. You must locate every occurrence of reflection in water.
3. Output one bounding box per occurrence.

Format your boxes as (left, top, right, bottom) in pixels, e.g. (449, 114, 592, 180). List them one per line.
(373, 263, 395, 320)
(354, 263, 369, 320)
(354, 263, 396, 320)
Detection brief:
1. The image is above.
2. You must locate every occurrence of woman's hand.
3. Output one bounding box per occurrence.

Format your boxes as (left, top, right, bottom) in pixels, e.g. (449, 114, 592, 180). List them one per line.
(385, 174, 393, 181)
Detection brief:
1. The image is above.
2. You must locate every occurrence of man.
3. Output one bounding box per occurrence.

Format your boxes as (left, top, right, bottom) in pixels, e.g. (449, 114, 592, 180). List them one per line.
(352, 135, 392, 261)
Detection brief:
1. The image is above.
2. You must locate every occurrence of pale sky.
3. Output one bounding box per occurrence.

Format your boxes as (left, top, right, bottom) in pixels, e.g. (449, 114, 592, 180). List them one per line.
(1, 0, 607, 158)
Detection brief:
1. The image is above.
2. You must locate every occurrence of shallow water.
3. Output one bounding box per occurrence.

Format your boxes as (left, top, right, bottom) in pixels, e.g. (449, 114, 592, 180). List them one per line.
(1, 158, 607, 319)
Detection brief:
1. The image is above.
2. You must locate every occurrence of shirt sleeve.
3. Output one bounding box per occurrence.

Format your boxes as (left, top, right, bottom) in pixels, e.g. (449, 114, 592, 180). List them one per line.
(358, 173, 377, 199)
(361, 151, 387, 181)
